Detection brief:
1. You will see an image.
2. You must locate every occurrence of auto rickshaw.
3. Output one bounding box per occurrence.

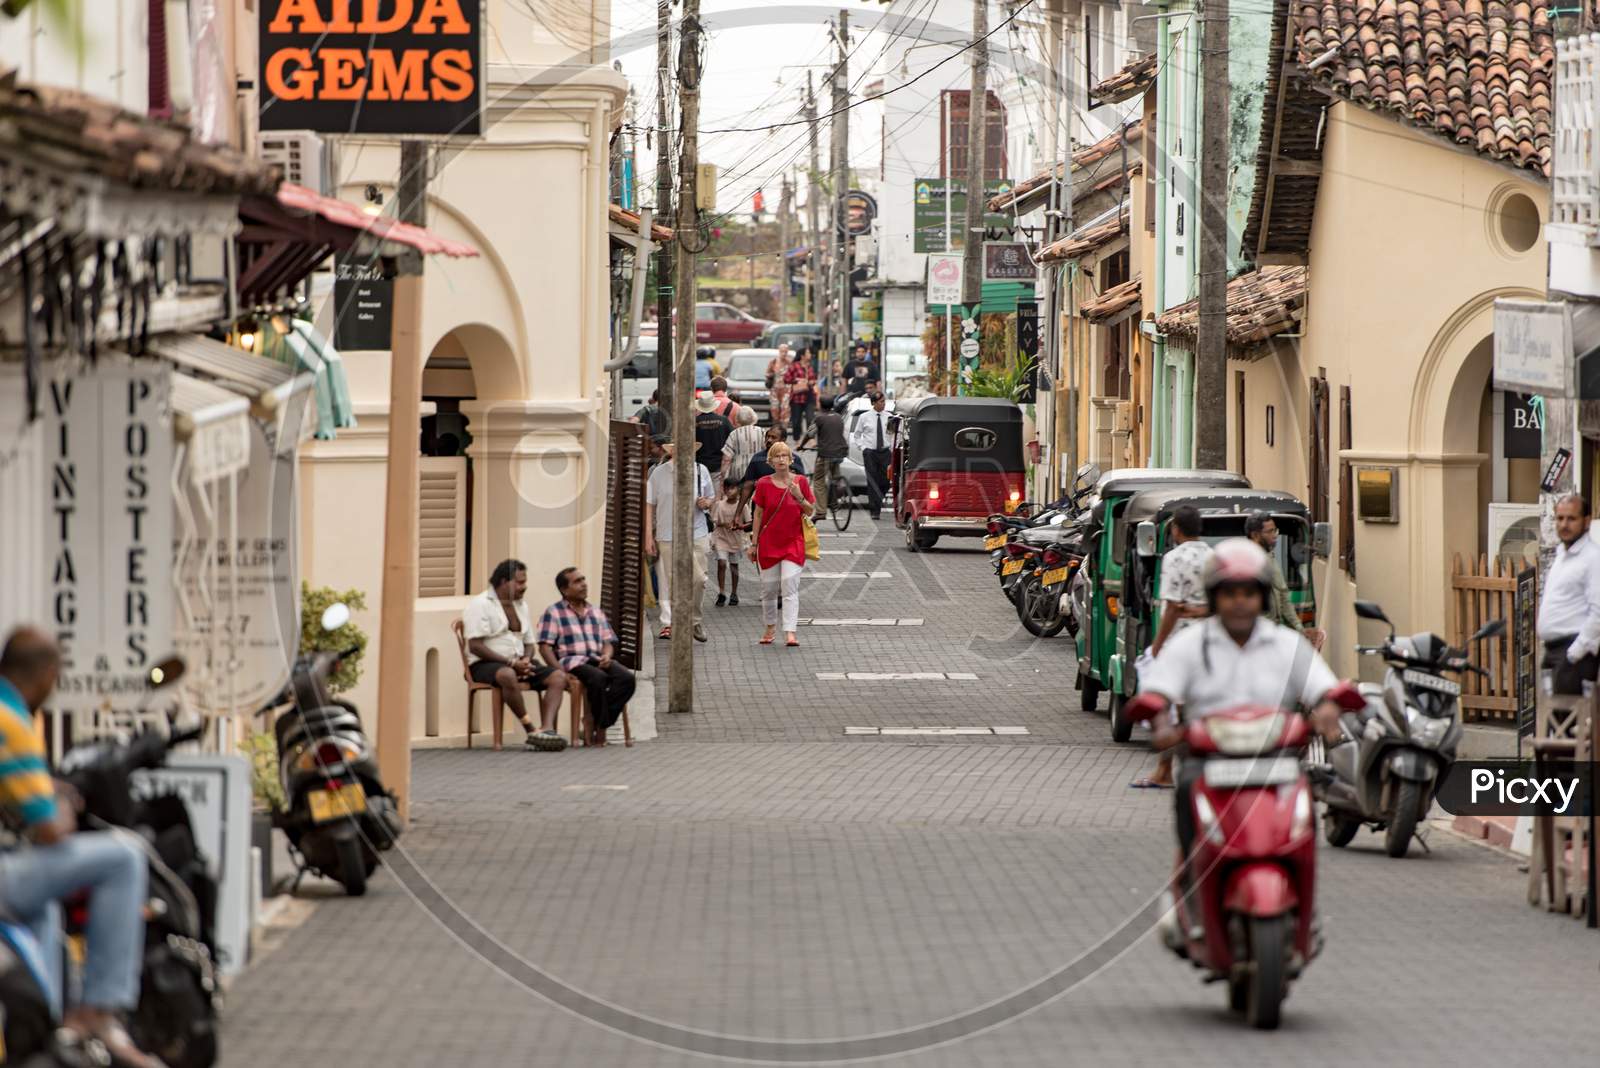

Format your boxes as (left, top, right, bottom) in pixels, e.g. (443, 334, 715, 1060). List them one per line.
(890, 397, 1026, 551)
(1075, 469, 1250, 723)
(1102, 487, 1332, 742)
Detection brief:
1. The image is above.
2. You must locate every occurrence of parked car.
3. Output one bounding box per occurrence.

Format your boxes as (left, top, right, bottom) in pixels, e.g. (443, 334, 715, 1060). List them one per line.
(695, 302, 772, 344)
(721, 348, 776, 423)
(758, 321, 824, 352)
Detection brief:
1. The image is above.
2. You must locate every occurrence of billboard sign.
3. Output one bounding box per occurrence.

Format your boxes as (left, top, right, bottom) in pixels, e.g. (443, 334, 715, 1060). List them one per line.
(913, 178, 1015, 252)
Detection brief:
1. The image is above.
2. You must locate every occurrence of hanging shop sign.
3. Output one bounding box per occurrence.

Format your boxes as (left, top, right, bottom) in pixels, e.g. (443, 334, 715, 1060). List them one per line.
(333, 254, 395, 351)
(913, 178, 1015, 252)
(1493, 299, 1570, 396)
(926, 254, 963, 306)
(984, 242, 1034, 281)
(1502, 392, 1543, 459)
(47, 361, 176, 719)
(258, 0, 484, 135)
(842, 190, 878, 236)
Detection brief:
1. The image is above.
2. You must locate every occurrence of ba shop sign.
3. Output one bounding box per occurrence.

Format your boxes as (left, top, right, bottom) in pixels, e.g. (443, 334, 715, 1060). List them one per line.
(259, 0, 483, 135)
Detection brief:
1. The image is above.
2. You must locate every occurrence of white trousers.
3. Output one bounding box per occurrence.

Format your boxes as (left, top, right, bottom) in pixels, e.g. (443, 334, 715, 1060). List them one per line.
(657, 536, 709, 626)
(760, 560, 804, 632)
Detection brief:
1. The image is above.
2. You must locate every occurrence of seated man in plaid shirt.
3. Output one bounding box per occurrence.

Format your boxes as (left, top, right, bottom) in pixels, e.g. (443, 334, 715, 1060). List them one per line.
(537, 568, 637, 745)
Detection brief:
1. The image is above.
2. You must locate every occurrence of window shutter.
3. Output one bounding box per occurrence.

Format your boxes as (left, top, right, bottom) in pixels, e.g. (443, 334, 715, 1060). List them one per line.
(418, 457, 466, 597)
(603, 420, 649, 670)
(1338, 385, 1355, 573)
(1308, 375, 1330, 524)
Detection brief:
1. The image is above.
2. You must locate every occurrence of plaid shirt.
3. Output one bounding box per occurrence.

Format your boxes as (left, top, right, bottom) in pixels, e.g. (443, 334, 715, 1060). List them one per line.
(536, 600, 618, 669)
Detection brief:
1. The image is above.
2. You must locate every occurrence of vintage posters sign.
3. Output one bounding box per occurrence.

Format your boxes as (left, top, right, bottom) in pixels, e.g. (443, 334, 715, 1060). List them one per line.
(1494, 299, 1570, 396)
(47, 362, 175, 718)
(258, 0, 484, 135)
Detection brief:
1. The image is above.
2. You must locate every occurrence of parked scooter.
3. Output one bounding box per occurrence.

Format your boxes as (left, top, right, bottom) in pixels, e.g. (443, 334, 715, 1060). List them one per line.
(54, 656, 220, 1068)
(1125, 683, 1366, 1030)
(0, 919, 105, 1066)
(1311, 600, 1505, 857)
(261, 603, 401, 896)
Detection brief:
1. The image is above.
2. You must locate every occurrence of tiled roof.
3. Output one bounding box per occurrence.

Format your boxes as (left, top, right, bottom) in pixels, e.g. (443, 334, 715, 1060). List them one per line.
(1156, 267, 1309, 356)
(1081, 277, 1143, 323)
(1090, 54, 1157, 106)
(988, 120, 1143, 213)
(1242, 0, 1328, 260)
(1294, 0, 1553, 176)
(0, 71, 278, 196)
(1038, 203, 1129, 264)
(610, 203, 675, 242)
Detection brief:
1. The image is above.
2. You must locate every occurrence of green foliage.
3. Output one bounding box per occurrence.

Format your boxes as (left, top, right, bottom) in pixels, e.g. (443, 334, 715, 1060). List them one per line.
(966, 353, 1033, 401)
(239, 732, 285, 813)
(300, 584, 368, 694)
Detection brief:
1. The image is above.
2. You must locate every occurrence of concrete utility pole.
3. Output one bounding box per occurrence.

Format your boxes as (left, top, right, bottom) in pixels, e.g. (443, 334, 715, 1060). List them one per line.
(830, 9, 850, 369)
(806, 73, 824, 330)
(959, 0, 989, 394)
(778, 173, 792, 321)
(1194, 0, 1230, 469)
(655, 0, 675, 428)
(1056, 0, 1076, 487)
(670, 0, 702, 715)
(375, 138, 428, 820)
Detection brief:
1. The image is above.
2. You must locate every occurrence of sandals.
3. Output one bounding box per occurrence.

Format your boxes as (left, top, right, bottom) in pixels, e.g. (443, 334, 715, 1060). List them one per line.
(759, 631, 776, 645)
(785, 635, 800, 648)
(1129, 777, 1174, 790)
(658, 626, 671, 639)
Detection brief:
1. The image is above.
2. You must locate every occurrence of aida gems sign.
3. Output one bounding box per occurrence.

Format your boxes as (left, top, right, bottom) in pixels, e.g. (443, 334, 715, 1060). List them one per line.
(259, 0, 483, 135)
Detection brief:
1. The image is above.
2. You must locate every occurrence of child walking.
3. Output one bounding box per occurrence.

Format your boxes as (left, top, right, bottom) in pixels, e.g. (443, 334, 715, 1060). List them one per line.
(710, 481, 748, 606)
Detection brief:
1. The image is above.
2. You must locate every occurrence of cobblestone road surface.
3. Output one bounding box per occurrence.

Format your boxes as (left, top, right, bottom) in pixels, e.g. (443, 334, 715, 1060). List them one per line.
(224, 520, 1600, 1065)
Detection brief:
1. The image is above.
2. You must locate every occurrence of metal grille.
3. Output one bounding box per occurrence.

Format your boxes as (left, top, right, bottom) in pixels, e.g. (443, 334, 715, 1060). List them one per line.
(603, 420, 648, 670)
(1554, 36, 1600, 228)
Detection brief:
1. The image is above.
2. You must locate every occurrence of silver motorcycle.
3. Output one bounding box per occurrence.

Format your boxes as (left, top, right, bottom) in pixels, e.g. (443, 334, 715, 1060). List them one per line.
(1310, 600, 1504, 858)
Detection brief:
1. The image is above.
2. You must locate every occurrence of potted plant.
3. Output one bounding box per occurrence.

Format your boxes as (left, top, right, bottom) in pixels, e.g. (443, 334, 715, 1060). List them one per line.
(299, 583, 369, 694)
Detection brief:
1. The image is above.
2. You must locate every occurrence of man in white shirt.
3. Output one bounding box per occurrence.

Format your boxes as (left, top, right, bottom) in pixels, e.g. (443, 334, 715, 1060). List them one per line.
(462, 559, 571, 751)
(849, 392, 893, 520)
(644, 440, 713, 642)
(1536, 493, 1600, 695)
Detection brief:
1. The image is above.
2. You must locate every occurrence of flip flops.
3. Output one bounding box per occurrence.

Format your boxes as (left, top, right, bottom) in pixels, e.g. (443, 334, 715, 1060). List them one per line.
(785, 637, 800, 648)
(1129, 777, 1174, 790)
(759, 632, 776, 645)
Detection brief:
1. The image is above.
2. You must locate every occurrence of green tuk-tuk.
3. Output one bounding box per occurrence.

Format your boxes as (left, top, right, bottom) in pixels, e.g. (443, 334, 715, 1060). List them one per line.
(1102, 487, 1333, 742)
(1074, 469, 1250, 729)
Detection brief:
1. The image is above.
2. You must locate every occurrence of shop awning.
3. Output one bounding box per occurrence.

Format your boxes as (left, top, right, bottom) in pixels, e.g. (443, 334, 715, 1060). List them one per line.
(146, 333, 318, 450)
(927, 281, 1035, 316)
(168, 374, 250, 482)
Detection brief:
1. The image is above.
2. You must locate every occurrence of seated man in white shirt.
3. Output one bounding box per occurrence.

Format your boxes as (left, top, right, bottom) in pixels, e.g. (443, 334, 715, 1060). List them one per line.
(462, 558, 570, 751)
(1536, 493, 1600, 696)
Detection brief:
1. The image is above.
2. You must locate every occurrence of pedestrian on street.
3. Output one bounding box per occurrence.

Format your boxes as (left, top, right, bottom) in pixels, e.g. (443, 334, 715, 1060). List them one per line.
(749, 441, 817, 648)
(767, 343, 794, 428)
(708, 375, 742, 424)
(785, 348, 817, 439)
(843, 342, 876, 398)
(1133, 506, 1213, 789)
(632, 388, 668, 439)
(463, 560, 572, 750)
(644, 441, 713, 643)
(694, 390, 734, 497)
(711, 480, 747, 607)
(804, 403, 848, 512)
(1244, 510, 1324, 649)
(850, 392, 893, 520)
(739, 424, 808, 514)
(1536, 492, 1600, 695)
(537, 568, 636, 746)
(721, 405, 764, 488)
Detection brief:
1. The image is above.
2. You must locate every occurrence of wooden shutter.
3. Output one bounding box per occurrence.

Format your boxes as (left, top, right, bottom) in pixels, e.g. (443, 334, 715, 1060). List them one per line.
(1338, 385, 1354, 573)
(603, 420, 648, 670)
(1308, 375, 1329, 524)
(1235, 371, 1247, 477)
(418, 457, 466, 597)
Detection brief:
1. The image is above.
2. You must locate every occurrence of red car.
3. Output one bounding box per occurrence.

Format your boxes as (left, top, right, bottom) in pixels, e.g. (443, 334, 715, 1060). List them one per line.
(694, 302, 771, 344)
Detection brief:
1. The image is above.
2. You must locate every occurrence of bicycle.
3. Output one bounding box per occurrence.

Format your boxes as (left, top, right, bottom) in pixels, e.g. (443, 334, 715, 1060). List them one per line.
(826, 471, 854, 531)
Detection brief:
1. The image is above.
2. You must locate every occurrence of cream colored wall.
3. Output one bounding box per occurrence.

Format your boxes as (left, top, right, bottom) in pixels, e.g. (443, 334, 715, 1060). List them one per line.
(1227, 342, 1306, 496)
(1294, 103, 1547, 676)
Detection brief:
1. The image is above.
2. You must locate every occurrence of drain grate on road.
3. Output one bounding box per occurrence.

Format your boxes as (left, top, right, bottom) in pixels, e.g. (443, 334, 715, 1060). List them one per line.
(843, 726, 1031, 736)
(816, 671, 979, 681)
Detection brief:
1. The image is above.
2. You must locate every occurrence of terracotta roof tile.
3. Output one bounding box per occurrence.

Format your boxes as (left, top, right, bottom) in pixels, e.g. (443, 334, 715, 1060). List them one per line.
(1156, 267, 1309, 355)
(1037, 203, 1129, 264)
(1080, 277, 1143, 323)
(610, 203, 674, 242)
(1294, 0, 1552, 175)
(1090, 54, 1158, 106)
(988, 120, 1143, 212)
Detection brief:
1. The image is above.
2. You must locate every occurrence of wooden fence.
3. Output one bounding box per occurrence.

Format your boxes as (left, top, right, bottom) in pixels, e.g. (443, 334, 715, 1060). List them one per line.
(1448, 553, 1525, 725)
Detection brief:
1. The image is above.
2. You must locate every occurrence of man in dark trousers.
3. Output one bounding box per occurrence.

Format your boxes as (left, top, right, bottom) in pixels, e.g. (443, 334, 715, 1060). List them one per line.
(538, 567, 636, 745)
(694, 390, 734, 495)
(849, 392, 893, 520)
(804, 402, 849, 511)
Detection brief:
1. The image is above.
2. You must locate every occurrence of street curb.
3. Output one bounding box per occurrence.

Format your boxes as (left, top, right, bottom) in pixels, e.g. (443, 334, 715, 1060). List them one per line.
(1451, 814, 1519, 850)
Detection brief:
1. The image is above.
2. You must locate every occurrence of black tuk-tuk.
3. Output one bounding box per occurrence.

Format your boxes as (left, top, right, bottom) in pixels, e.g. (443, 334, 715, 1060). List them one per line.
(891, 397, 1026, 551)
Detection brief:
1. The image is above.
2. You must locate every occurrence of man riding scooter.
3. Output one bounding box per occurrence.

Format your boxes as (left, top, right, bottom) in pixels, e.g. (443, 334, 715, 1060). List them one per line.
(1137, 540, 1344, 918)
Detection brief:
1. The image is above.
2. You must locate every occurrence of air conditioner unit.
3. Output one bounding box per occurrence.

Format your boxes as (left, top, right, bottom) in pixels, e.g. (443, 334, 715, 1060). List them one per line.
(1488, 503, 1542, 571)
(257, 131, 328, 194)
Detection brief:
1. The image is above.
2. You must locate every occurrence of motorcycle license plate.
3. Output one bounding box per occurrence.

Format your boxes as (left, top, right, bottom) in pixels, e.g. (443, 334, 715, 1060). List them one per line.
(1041, 566, 1070, 586)
(984, 534, 1007, 550)
(308, 782, 368, 824)
(1001, 558, 1026, 576)
(1203, 755, 1301, 788)
(1401, 669, 1460, 696)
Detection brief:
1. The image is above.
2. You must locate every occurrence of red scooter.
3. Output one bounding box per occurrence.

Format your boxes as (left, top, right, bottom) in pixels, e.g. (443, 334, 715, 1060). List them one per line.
(1125, 684, 1364, 1029)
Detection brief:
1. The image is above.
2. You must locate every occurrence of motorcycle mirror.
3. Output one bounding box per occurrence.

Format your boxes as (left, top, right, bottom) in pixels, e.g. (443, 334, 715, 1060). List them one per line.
(1325, 680, 1367, 711)
(1073, 462, 1101, 490)
(147, 656, 186, 689)
(1353, 600, 1390, 624)
(1312, 520, 1333, 559)
(1123, 693, 1168, 724)
(1471, 618, 1507, 642)
(1135, 520, 1158, 558)
(321, 602, 352, 632)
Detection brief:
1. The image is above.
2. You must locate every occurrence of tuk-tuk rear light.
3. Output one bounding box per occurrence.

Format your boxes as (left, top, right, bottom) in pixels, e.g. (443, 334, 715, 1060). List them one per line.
(1107, 595, 1120, 618)
(1008, 490, 1021, 502)
(928, 485, 940, 500)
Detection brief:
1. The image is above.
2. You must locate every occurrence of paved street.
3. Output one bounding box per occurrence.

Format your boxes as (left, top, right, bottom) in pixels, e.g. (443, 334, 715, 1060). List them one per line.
(224, 522, 1600, 1066)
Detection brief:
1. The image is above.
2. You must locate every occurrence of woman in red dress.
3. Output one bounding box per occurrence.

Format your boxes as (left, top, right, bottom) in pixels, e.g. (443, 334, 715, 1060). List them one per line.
(747, 441, 816, 647)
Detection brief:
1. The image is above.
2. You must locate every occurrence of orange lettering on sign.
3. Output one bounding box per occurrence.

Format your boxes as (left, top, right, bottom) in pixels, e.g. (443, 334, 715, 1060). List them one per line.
(267, 0, 325, 33)
(429, 49, 473, 102)
(319, 49, 368, 100)
(264, 48, 318, 100)
(325, 0, 356, 32)
(370, 49, 429, 101)
(412, 0, 470, 34)
(358, 0, 413, 33)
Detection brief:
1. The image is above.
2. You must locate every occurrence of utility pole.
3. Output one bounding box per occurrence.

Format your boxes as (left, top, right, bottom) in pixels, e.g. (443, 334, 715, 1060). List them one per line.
(959, 0, 989, 395)
(830, 9, 850, 370)
(778, 173, 792, 321)
(670, 0, 702, 715)
(1054, 0, 1075, 488)
(806, 73, 824, 331)
(1195, 0, 1230, 469)
(655, 0, 675, 428)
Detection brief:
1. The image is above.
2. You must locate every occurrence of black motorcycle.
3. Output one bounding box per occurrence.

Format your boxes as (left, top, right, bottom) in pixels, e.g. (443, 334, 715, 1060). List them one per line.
(262, 603, 401, 896)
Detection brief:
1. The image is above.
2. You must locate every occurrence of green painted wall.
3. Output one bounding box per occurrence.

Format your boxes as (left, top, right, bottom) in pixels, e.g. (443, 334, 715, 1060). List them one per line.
(1228, 11, 1272, 272)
